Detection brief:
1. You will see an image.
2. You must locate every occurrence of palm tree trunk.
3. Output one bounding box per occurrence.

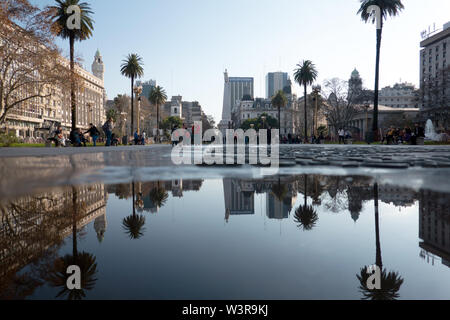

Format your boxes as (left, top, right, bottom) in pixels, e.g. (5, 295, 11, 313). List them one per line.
(304, 85, 308, 143)
(278, 107, 281, 141)
(304, 174, 307, 207)
(131, 76, 135, 137)
(72, 186, 78, 262)
(70, 34, 76, 131)
(132, 182, 136, 217)
(374, 183, 382, 269)
(156, 103, 159, 143)
(372, 26, 383, 136)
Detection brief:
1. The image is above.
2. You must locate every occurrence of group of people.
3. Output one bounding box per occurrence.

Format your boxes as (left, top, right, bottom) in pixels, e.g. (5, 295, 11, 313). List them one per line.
(382, 123, 425, 145)
(48, 119, 112, 147)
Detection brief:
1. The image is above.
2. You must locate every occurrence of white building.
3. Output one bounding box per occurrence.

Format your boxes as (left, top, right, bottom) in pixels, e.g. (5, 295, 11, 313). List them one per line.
(379, 82, 419, 109)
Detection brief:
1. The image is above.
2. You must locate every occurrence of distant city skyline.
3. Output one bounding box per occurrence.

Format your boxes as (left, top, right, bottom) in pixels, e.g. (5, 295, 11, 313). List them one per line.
(32, 0, 450, 123)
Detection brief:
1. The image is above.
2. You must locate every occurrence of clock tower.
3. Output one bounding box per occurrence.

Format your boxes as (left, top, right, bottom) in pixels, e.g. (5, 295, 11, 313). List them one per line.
(91, 49, 104, 80)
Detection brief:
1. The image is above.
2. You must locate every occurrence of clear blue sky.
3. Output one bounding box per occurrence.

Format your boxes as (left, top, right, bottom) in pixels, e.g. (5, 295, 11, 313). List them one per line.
(33, 0, 450, 123)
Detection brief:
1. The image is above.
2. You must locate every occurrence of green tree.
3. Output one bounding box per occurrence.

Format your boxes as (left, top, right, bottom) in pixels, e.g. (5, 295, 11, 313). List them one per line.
(271, 91, 288, 136)
(149, 183, 169, 209)
(358, 0, 404, 138)
(48, 0, 94, 131)
(149, 86, 168, 142)
(294, 60, 318, 142)
(161, 116, 183, 131)
(120, 54, 144, 136)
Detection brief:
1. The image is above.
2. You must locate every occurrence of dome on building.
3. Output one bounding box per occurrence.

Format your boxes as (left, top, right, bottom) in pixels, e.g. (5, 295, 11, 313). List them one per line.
(351, 68, 360, 78)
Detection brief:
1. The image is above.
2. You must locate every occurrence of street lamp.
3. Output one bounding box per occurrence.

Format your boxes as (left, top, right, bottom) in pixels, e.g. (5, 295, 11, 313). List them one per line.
(312, 85, 321, 137)
(133, 85, 143, 135)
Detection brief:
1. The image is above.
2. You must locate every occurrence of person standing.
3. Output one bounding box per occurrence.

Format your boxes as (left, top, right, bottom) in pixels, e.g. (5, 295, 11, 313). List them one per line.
(103, 118, 114, 147)
(338, 128, 345, 144)
(85, 123, 100, 147)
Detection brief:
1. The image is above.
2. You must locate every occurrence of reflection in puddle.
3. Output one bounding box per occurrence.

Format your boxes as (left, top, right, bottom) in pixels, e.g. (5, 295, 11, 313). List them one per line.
(0, 175, 449, 300)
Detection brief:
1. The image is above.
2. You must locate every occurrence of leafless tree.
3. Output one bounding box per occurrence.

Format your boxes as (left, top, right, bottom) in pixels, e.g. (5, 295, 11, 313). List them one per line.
(322, 78, 360, 136)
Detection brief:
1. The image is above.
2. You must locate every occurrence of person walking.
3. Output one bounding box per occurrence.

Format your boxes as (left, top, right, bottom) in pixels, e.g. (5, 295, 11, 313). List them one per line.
(103, 118, 114, 147)
(85, 123, 100, 147)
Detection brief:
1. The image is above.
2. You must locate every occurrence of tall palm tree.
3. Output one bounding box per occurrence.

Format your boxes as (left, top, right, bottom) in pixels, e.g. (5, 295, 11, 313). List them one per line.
(120, 54, 144, 136)
(49, 0, 94, 131)
(271, 90, 288, 138)
(123, 182, 146, 240)
(46, 187, 98, 300)
(294, 175, 318, 231)
(294, 60, 318, 143)
(358, 0, 404, 139)
(149, 86, 167, 143)
(356, 183, 404, 300)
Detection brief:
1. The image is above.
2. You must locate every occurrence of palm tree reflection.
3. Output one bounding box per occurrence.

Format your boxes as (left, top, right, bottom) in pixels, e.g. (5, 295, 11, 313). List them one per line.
(356, 183, 403, 300)
(123, 182, 146, 240)
(46, 187, 98, 300)
(294, 175, 318, 231)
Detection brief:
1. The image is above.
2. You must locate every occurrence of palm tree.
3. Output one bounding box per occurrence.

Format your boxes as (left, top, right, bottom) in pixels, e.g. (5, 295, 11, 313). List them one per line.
(149, 182, 169, 209)
(356, 183, 404, 300)
(46, 187, 98, 300)
(294, 175, 318, 230)
(358, 0, 404, 139)
(148, 86, 167, 143)
(123, 182, 146, 239)
(271, 90, 288, 138)
(48, 0, 94, 131)
(294, 60, 318, 143)
(120, 54, 144, 136)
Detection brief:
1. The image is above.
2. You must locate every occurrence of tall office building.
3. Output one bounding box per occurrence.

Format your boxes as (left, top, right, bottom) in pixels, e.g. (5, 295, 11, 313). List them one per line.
(219, 70, 254, 132)
(136, 80, 157, 100)
(266, 72, 289, 99)
(419, 21, 450, 129)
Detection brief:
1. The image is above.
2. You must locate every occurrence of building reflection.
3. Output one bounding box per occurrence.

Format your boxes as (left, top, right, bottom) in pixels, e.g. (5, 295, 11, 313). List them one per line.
(0, 184, 107, 299)
(419, 190, 450, 268)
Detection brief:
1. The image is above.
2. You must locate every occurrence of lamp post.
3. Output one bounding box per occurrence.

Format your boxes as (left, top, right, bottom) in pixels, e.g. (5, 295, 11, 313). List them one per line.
(312, 85, 321, 137)
(364, 104, 370, 142)
(133, 85, 143, 135)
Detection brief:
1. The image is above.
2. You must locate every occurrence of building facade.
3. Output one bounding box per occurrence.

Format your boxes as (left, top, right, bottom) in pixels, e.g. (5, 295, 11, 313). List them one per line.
(379, 83, 420, 109)
(4, 51, 107, 140)
(162, 96, 204, 128)
(420, 22, 450, 130)
(219, 70, 254, 133)
(266, 72, 289, 99)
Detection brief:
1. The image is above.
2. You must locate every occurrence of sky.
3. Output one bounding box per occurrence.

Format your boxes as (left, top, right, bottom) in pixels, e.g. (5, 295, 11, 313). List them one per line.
(32, 0, 450, 123)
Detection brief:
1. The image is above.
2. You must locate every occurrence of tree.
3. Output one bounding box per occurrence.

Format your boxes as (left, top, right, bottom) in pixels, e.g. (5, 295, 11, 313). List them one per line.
(149, 183, 169, 209)
(48, 0, 94, 131)
(161, 116, 183, 131)
(46, 187, 98, 300)
(123, 182, 146, 239)
(356, 183, 404, 300)
(271, 91, 288, 136)
(294, 175, 318, 231)
(202, 114, 216, 133)
(240, 113, 278, 131)
(0, 0, 70, 125)
(120, 54, 144, 136)
(148, 86, 167, 142)
(294, 60, 318, 142)
(358, 0, 404, 139)
(322, 78, 360, 138)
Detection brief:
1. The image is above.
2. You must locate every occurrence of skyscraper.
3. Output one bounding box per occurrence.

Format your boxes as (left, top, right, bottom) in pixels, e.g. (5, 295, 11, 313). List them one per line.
(219, 70, 254, 132)
(136, 80, 157, 99)
(266, 72, 289, 99)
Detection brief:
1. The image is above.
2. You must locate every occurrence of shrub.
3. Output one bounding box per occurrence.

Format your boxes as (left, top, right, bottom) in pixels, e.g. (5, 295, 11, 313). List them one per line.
(0, 132, 19, 147)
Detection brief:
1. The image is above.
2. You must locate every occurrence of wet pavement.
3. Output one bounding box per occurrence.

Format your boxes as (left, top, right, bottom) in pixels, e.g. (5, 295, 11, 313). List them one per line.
(0, 145, 450, 299)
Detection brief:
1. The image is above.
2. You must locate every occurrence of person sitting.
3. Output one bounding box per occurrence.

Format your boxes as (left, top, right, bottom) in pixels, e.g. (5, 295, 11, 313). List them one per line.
(48, 126, 65, 147)
(69, 129, 82, 147)
(77, 128, 87, 147)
